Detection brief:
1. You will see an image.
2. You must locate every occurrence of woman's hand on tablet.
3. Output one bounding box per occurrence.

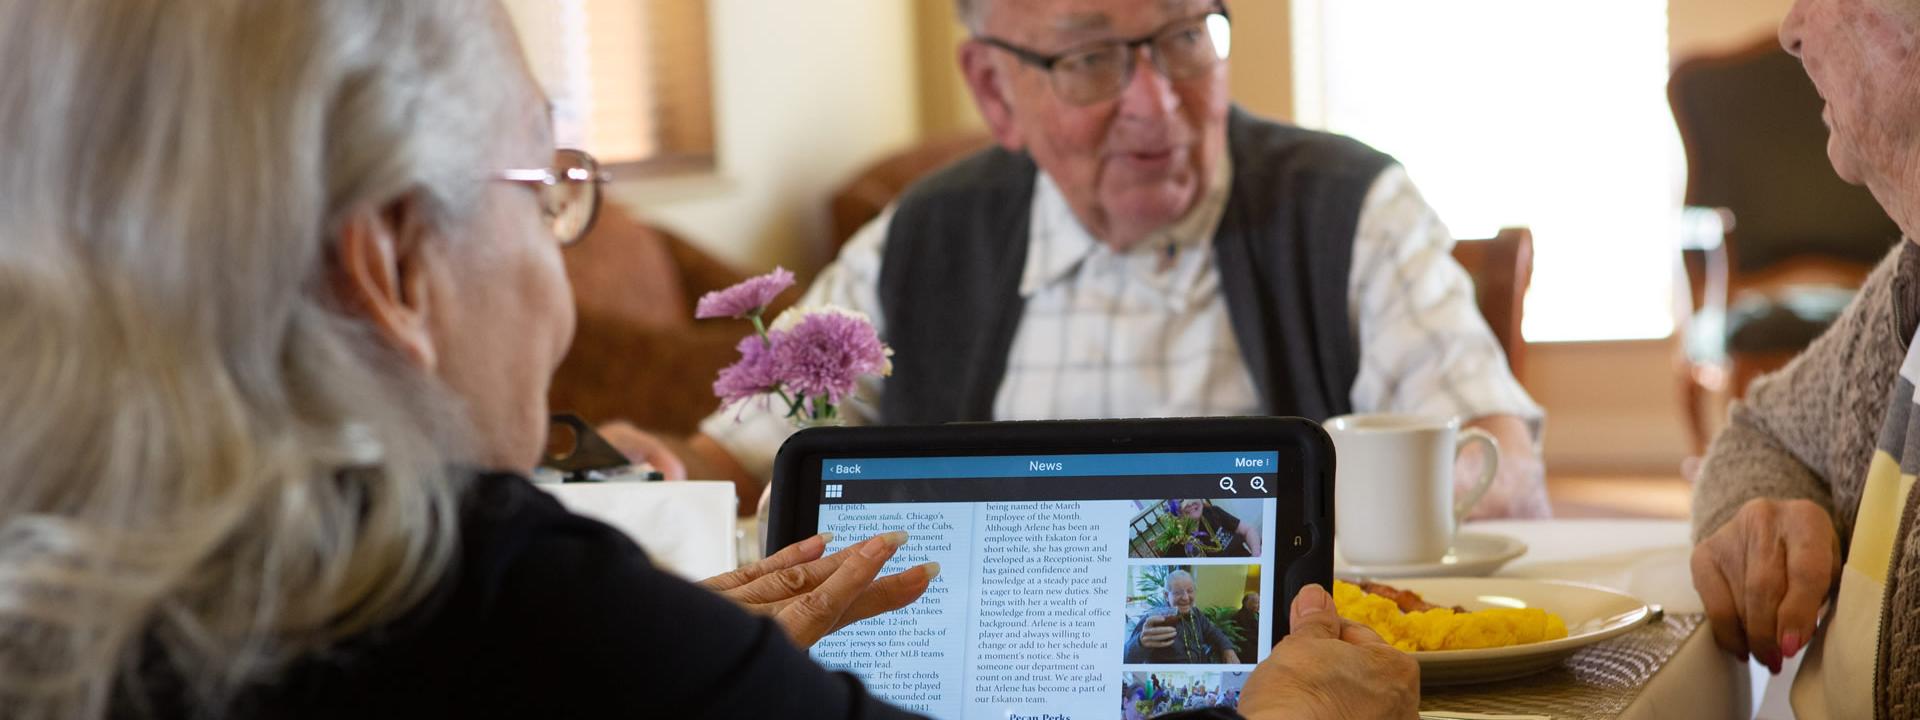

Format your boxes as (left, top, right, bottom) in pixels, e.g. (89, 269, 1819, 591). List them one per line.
(1237, 584, 1420, 720)
(700, 531, 939, 648)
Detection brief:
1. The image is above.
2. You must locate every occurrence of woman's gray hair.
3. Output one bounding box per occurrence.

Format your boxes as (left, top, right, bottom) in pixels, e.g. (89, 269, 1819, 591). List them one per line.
(0, 1, 524, 717)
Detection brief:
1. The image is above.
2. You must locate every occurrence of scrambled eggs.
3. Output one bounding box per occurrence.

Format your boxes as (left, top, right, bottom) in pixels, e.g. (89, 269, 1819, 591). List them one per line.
(1332, 580, 1568, 652)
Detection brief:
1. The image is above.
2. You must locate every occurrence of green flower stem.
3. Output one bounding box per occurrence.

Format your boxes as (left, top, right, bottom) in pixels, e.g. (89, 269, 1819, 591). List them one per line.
(749, 312, 770, 345)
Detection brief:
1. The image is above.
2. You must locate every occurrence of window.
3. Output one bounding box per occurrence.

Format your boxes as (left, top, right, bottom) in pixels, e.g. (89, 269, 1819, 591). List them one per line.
(1294, 0, 1682, 342)
(503, 0, 716, 173)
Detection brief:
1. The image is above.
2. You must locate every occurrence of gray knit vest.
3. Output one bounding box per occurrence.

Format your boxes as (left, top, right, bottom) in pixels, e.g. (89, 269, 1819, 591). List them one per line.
(876, 107, 1395, 425)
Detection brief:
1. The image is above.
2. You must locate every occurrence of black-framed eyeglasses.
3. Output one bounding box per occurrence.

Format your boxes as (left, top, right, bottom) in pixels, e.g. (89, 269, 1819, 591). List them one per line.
(492, 148, 610, 247)
(976, 4, 1231, 107)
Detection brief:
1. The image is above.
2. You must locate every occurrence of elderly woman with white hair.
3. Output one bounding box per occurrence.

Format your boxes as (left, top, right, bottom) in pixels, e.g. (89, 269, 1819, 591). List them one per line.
(0, 1, 1416, 719)
(1688, 0, 1920, 716)
(0, 1, 937, 717)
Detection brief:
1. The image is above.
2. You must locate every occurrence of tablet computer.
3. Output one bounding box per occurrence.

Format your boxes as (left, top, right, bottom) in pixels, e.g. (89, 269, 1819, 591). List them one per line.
(765, 417, 1334, 719)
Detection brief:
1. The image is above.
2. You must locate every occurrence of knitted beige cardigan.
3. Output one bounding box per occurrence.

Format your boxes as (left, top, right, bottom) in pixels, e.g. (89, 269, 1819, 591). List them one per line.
(1694, 241, 1920, 718)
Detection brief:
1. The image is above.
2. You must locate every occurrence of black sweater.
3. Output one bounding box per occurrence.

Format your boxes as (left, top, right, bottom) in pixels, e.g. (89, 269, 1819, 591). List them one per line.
(126, 474, 1247, 719)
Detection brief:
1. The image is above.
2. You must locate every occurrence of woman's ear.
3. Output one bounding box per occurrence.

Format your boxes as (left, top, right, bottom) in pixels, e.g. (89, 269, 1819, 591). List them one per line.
(959, 41, 1024, 151)
(331, 199, 438, 370)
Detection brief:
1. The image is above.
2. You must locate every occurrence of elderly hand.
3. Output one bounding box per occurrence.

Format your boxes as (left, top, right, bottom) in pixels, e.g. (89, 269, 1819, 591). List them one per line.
(699, 531, 936, 648)
(1691, 497, 1841, 673)
(1237, 584, 1420, 720)
(1459, 415, 1550, 520)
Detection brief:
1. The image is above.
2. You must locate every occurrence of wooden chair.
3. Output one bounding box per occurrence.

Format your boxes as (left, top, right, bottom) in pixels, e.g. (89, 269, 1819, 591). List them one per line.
(1452, 229, 1534, 377)
(1669, 38, 1902, 452)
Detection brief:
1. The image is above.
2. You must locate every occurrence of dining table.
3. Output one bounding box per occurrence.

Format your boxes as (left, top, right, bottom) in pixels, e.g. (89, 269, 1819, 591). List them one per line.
(1426, 518, 1764, 720)
(723, 513, 1767, 719)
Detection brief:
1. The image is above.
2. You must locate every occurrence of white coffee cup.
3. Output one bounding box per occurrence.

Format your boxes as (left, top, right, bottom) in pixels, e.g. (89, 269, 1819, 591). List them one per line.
(1325, 414, 1499, 566)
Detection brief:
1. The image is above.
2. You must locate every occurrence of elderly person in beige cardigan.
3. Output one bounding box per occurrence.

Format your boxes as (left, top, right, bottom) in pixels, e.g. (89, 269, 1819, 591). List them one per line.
(1689, 0, 1920, 716)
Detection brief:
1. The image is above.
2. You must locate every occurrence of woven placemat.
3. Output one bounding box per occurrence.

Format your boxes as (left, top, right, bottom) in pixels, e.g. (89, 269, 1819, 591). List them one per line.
(1419, 613, 1706, 720)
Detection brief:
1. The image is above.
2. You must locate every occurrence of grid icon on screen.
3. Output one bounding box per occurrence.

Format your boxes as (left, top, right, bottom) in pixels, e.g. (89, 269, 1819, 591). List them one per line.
(824, 484, 844, 499)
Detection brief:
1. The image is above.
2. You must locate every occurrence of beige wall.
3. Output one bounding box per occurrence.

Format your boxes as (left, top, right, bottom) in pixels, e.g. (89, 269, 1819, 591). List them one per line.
(1670, 0, 1795, 60)
(1225, 0, 1295, 122)
(914, 0, 984, 138)
(607, 0, 920, 272)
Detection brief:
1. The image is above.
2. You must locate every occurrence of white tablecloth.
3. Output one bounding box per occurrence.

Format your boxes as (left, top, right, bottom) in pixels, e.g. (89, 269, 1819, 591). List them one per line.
(1468, 519, 1758, 720)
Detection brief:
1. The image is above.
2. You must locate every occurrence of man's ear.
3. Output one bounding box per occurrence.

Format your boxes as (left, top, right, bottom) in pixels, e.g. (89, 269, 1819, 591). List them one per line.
(958, 41, 1024, 150)
(331, 199, 438, 370)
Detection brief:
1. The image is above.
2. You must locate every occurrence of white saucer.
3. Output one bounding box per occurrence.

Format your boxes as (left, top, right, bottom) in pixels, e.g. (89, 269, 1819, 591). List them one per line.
(1335, 532, 1528, 579)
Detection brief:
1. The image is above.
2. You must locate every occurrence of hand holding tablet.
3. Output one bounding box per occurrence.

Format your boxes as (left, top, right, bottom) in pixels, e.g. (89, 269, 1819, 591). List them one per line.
(1235, 585, 1421, 720)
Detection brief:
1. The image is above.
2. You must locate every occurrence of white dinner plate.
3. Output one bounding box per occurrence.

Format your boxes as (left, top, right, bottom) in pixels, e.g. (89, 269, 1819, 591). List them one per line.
(1377, 578, 1656, 685)
(1335, 532, 1528, 579)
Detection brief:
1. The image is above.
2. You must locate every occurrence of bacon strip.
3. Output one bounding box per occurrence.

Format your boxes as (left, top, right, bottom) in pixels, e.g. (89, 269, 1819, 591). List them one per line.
(1357, 581, 1467, 614)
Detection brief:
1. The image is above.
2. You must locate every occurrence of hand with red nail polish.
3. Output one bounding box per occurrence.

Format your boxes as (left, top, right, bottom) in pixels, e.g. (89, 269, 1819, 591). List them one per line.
(1690, 498, 1840, 672)
(1781, 631, 1804, 659)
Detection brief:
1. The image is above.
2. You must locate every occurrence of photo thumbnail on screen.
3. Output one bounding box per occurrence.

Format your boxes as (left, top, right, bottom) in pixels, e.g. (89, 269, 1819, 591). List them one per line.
(1121, 671, 1248, 719)
(1126, 498, 1266, 559)
(1123, 564, 1262, 665)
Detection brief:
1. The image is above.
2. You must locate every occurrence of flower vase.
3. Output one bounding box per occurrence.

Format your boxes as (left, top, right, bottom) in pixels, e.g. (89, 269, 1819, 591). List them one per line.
(754, 413, 847, 558)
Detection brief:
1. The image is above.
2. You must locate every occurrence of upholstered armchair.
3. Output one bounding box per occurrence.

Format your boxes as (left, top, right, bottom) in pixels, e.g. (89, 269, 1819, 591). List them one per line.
(547, 202, 786, 436)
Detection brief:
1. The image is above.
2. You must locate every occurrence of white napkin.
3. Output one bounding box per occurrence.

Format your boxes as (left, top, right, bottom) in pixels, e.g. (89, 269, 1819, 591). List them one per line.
(538, 479, 739, 581)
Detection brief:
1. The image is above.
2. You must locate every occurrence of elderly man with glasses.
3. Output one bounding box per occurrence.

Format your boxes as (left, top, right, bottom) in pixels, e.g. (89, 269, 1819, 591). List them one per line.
(663, 0, 1546, 523)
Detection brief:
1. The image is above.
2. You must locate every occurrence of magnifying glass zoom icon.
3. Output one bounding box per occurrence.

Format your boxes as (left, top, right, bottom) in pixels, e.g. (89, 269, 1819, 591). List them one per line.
(1219, 476, 1237, 494)
(1250, 476, 1267, 493)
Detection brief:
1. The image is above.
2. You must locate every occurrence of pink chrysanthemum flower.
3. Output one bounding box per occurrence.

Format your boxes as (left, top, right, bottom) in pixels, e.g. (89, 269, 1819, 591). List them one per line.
(768, 311, 891, 405)
(694, 267, 795, 320)
(712, 335, 779, 405)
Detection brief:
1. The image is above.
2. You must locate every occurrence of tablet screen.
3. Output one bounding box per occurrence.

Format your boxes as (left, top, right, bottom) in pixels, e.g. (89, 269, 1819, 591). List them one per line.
(809, 450, 1304, 719)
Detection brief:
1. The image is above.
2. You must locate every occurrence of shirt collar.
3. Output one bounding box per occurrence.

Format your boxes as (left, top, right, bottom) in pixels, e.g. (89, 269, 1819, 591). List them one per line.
(1019, 152, 1235, 298)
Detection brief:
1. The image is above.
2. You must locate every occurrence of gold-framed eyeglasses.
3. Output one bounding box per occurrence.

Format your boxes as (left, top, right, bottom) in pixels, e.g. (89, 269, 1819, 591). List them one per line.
(976, 4, 1231, 107)
(492, 148, 610, 247)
